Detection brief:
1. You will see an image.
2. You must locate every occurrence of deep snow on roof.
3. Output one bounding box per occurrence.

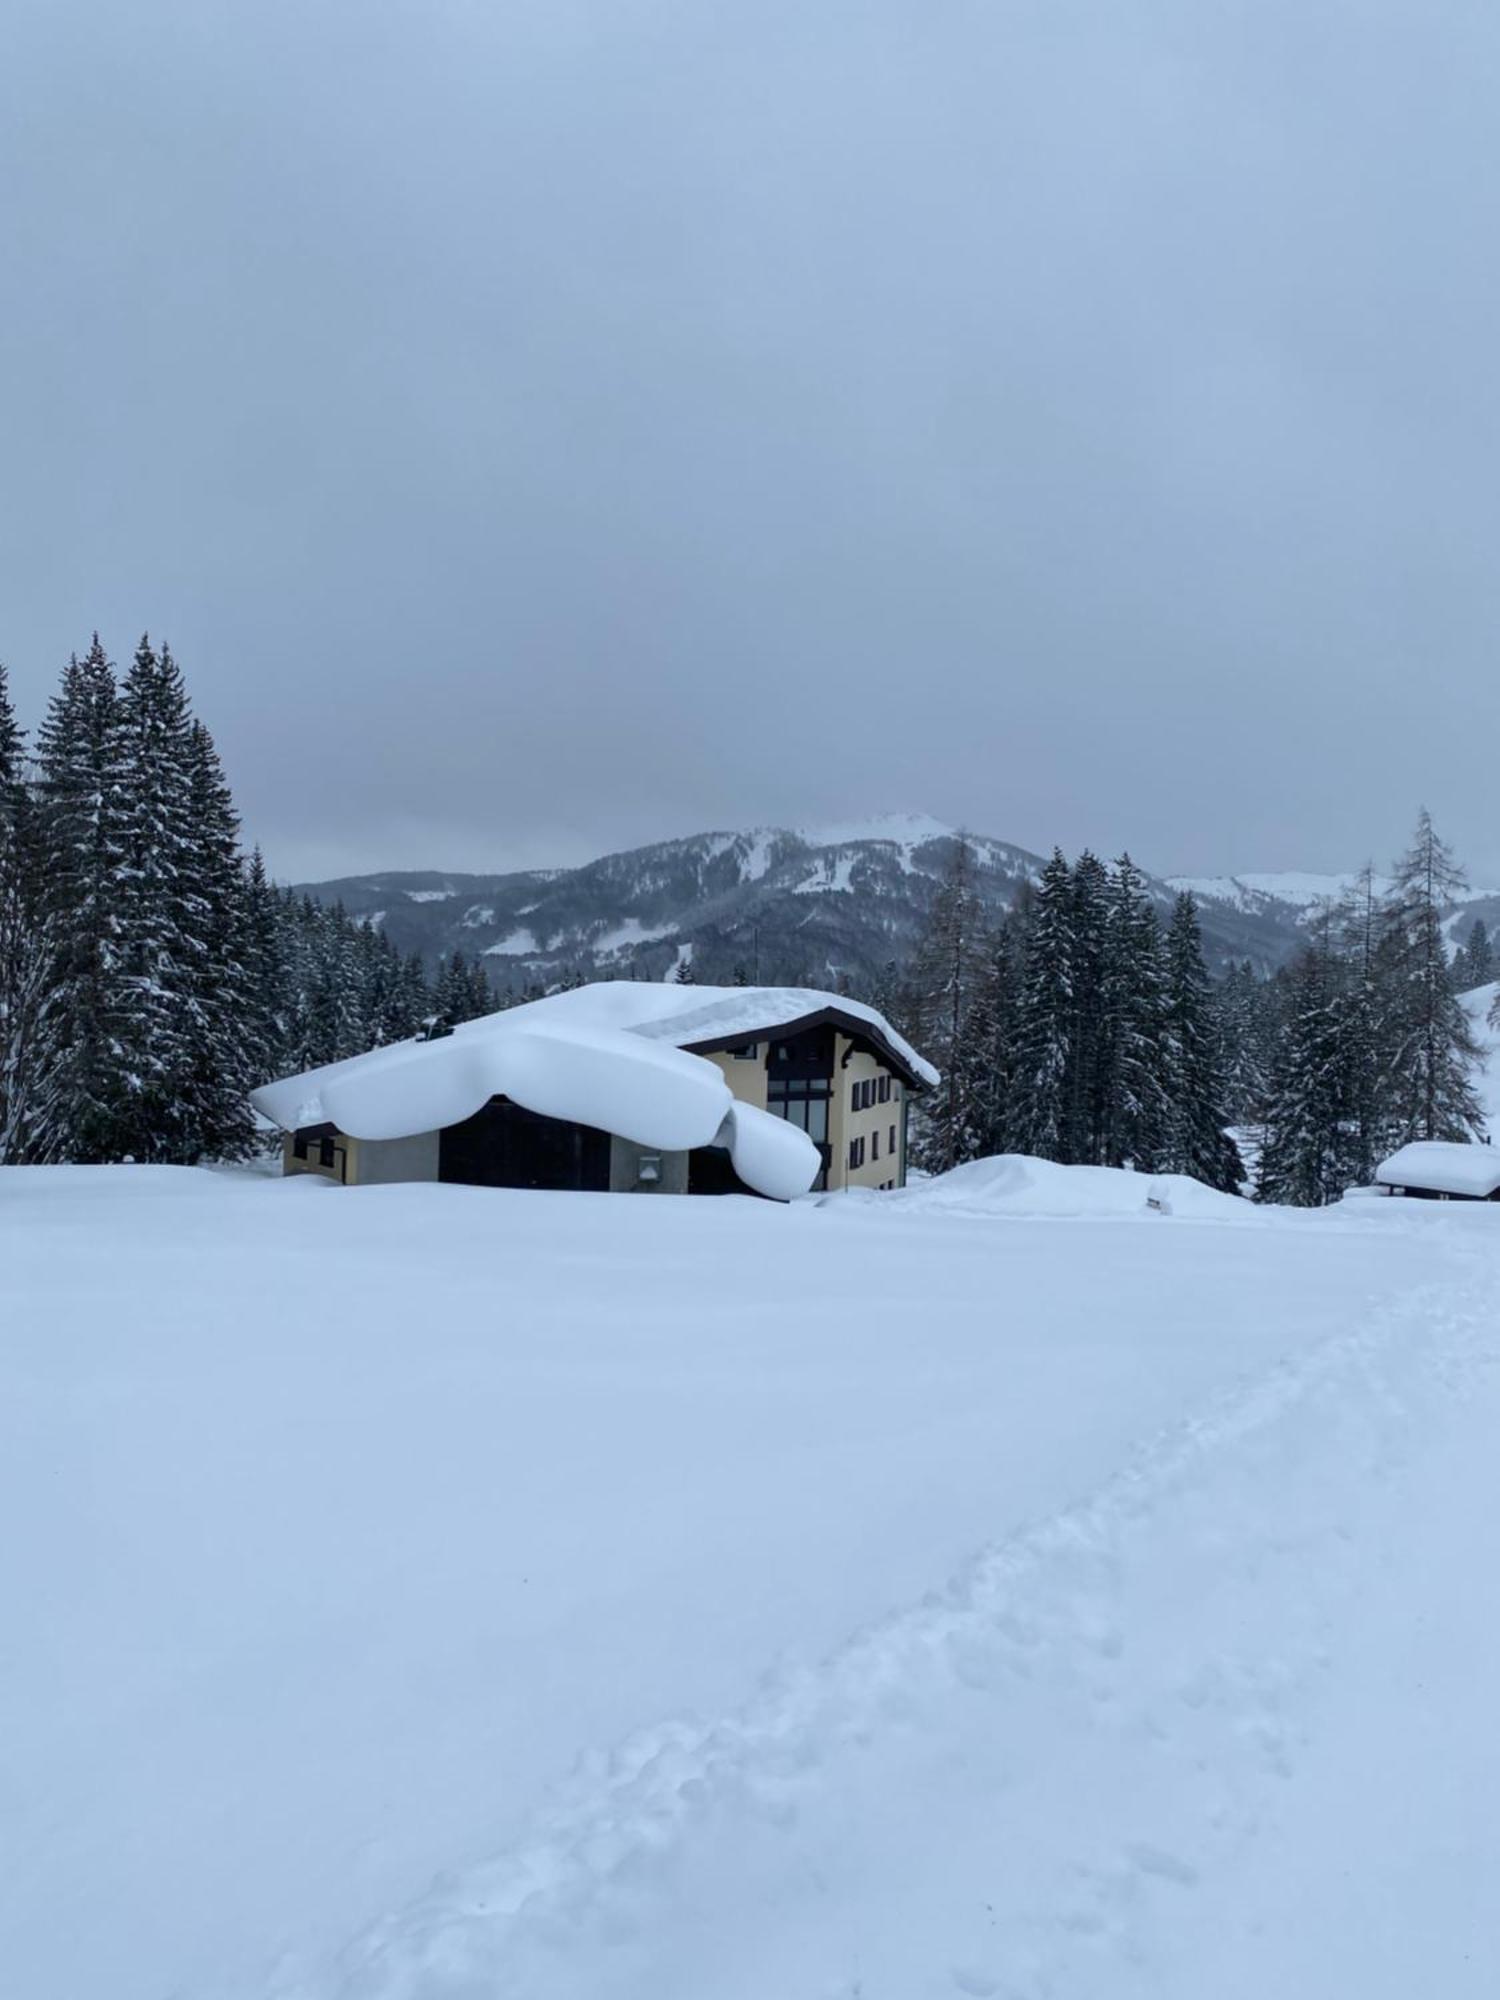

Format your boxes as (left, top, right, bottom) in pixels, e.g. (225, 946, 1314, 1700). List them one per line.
(249, 984, 933, 1202)
(1375, 1141, 1500, 1198)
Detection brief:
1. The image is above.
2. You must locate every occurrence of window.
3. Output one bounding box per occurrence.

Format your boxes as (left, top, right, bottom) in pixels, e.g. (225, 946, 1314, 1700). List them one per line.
(878, 1074, 891, 1104)
(848, 1136, 865, 1170)
(889, 1124, 897, 1153)
(727, 1042, 758, 1060)
(770, 1076, 831, 1149)
(871, 1129, 880, 1161)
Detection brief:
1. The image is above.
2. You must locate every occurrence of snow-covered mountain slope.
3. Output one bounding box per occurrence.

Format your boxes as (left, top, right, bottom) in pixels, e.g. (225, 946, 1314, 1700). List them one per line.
(1170, 868, 1500, 964)
(5, 1158, 1500, 2000)
(297, 821, 1303, 989)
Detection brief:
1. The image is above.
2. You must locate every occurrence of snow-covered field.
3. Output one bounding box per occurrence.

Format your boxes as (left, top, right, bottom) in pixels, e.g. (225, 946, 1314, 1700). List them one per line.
(4, 1107, 1500, 1995)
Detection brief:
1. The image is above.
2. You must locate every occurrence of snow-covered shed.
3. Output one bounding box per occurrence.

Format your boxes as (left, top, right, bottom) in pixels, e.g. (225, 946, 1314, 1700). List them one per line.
(251, 983, 937, 1201)
(1375, 1141, 1500, 1202)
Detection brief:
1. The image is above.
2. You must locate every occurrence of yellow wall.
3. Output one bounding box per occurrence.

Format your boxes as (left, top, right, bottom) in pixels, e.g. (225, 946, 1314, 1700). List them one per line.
(828, 1035, 903, 1190)
(709, 1032, 907, 1193)
(703, 1045, 769, 1111)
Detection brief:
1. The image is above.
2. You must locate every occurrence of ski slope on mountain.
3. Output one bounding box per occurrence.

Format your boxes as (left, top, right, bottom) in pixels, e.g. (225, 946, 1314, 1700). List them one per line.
(3, 1145, 1500, 1998)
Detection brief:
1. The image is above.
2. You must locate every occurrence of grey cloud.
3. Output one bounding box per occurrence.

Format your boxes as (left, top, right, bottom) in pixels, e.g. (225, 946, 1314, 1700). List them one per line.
(2, 0, 1496, 883)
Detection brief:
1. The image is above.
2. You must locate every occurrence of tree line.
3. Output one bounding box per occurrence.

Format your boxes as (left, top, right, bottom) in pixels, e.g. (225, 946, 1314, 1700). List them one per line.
(898, 811, 1488, 1205)
(2, 641, 1488, 1203)
(895, 846, 1245, 1191)
(0, 641, 494, 1165)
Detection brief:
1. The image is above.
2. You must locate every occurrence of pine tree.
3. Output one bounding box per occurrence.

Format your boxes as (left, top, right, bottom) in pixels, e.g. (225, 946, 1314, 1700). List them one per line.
(1217, 961, 1274, 1128)
(393, 949, 433, 1037)
(1378, 810, 1483, 1143)
(177, 717, 259, 1160)
(1097, 856, 1171, 1171)
(434, 948, 491, 1027)
(302, 901, 364, 1064)
(116, 636, 200, 1159)
(1452, 918, 1495, 993)
(1161, 894, 1243, 1190)
(1257, 942, 1361, 1206)
(1335, 868, 1388, 1182)
(909, 838, 986, 1172)
(1007, 850, 1075, 1160)
(242, 847, 290, 1084)
(29, 639, 136, 1161)
(1065, 850, 1110, 1162)
(967, 916, 1023, 1156)
(0, 663, 47, 1160)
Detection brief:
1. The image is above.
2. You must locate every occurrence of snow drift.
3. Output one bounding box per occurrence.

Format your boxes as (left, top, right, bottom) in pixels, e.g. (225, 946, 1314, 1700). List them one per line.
(839, 1153, 1257, 1223)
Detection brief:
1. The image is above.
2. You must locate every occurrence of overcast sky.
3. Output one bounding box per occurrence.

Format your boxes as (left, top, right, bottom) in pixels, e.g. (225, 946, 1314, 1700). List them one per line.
(2, 0, 1497, 885)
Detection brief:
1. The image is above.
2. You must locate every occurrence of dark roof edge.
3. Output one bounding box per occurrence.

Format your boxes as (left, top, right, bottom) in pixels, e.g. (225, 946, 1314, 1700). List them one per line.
(680, 1005, 932, 1091)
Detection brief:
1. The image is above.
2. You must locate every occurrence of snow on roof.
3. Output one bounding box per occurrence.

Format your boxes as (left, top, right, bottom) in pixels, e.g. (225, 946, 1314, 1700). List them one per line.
(1375, 1142, 1500, 1198)
(609, 982, 938, 1085)
(250, 984, 935, 1202)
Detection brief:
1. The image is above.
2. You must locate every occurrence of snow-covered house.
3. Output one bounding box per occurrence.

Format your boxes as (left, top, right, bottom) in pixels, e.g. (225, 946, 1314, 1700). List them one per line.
(1375, 1141, 1500, 1202)
(251, 984, 937, 1201)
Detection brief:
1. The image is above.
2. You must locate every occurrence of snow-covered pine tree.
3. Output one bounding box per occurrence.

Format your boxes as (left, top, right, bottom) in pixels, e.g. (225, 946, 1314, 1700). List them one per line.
(1064, 850, 1110, 1162)
(1096, 856, 1171, 1171)
(1472, 921, 1495, 990)
(1161, 893, 1243, 1191)
(908, 837, 987, 1172)
(177, 716, 259, 1160)
(1256, 940, 1361, 1206)
(391, 948, 433, 1038)
(467, 953, 494, 1017)
(1333, 866, 1391, 1183)
(433, 948, 492, 1028)
(1451, 918, 1495, 993)
(116, 636, 201, 1159)
(0, 662, 48, 1161)
(1377, 810, 1483, 1143)
(29, 639, 136, 1162)
(1216, 961, 1274, 1128)
(1007, 849, 1075, 1161)
(966, 914, 1023, 1156)
(302, 901, 364, 1065)
(241, 847, 290, 1085)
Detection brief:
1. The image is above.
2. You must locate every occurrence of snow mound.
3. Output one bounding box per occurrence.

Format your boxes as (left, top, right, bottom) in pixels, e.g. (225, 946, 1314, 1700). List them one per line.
(862, 1154, 1256, 1222)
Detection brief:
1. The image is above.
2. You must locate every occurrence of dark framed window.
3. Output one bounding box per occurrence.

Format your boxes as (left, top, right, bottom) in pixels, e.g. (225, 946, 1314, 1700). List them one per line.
(889, 1124, 897, 1153)
(871, 1129, 880, 1161)
(848, 1136, 865, 1170)
(878, 1074, 891, 1103)
(727, 1042, 758, 1060)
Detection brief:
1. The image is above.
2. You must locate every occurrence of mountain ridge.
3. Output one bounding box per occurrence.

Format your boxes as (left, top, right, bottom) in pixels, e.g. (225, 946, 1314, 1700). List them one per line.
(293, 816, 1360, 992)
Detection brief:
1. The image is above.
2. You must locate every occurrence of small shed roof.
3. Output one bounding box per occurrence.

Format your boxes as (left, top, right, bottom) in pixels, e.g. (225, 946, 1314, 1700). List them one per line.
(1375, 1141, 1500, 1198)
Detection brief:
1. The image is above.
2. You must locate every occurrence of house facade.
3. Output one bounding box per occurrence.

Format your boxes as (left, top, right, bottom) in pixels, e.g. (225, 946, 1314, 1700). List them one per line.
(258, 984, 934, 1202)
